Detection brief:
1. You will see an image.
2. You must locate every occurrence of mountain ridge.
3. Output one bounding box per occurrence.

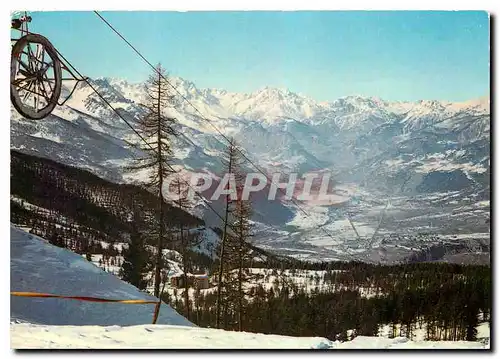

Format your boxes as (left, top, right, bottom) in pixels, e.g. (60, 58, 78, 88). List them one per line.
(10, 74, 490, 262)
(95, 75, 489, 113)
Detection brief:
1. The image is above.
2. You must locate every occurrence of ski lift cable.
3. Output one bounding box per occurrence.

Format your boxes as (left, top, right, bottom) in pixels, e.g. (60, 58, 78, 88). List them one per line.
(367, 200, 390, 247)
(53, 50, 234, 235)
(92, 11, 360, 259)
(92, 11, 319, 213)
(346, 213, 362, 242)
(100, 11, 489, 262)
(54, 48, 297, 259)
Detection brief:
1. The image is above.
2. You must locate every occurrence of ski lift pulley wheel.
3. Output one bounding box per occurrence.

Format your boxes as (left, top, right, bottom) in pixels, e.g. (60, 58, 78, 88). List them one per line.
(11, 33, 62, 120)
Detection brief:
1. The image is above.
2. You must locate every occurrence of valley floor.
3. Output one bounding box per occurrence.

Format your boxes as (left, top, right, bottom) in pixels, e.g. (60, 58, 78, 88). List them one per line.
(10, 323, 489, 349)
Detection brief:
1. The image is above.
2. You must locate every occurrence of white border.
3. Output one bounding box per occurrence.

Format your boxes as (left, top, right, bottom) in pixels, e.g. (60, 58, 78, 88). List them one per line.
(2, 1, 496, 358)
(2, 1, 500, 11)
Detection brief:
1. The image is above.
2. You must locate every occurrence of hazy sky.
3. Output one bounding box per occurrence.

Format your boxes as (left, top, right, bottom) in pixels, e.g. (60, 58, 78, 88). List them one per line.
(25, 11, 489, 102)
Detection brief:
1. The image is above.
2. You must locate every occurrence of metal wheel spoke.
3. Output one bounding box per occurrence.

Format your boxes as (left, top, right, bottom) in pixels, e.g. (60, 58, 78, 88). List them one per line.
(39, 79, 52, 103)
(12, 76, 34, 86)
(40, 61, 53, 76)
(20, 50, 53, 69)
(31, 80, 37, 110)
(26, 43, 36, 73)
(39, 46, 46, 70)
(17, 69, 34, 79)
(35, 81, 47, 109)
(39, 48, 49, 76)
(34, 44, 44, 72)
(42, 72, 55, 93)
(18, 58, 31, 72)
(37, 81, 47, 107)
(21, 86, 47, 99)
(32, 44, 39, 71)
(34, 82, 38, 111)
(16, 80, 35, 92)
(22, 81, 34, 102)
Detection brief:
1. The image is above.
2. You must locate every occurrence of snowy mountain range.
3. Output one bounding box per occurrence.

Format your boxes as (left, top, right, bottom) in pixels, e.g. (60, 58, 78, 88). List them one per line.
(10, 76, 490, 263)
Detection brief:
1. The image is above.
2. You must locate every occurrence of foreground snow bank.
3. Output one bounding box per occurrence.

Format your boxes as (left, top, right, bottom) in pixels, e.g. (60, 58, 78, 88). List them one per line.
(10, 323, 489, 349)
(10, 225, 192, 327)
(10, 323, 333, 349)
(340, 336, 488, 349)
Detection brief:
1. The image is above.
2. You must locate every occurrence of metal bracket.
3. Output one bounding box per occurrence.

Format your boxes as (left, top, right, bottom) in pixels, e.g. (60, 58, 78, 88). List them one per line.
(57, 78, 87, 107)
(56, 54, 89, 106)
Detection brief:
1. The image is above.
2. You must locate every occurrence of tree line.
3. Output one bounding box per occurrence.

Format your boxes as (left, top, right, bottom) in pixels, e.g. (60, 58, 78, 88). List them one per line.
(10, 147, 212, 283)
(165, 262, 490, 342)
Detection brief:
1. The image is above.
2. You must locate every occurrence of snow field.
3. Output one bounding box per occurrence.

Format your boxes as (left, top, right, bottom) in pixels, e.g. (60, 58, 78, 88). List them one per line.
(10, 323, 489, 349)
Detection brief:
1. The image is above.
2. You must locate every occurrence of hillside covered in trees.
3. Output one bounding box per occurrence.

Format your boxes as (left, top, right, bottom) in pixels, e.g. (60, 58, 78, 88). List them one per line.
(168, 262, 490, 343)
(10, 150, 491, 344)
(10, 150, 211, 264)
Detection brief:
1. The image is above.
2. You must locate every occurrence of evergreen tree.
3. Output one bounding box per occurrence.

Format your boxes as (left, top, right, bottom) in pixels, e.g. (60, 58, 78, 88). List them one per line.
(128, 64, 177, 297)
(170, 174, 202, 321)
(119, 202, 151, 290)
(225, 173, 254, 331)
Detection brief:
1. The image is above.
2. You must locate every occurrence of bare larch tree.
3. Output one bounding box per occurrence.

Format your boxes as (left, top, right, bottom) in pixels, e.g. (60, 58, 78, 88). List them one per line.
(215, 137, 240, 328)
(129, 64, 177, 298)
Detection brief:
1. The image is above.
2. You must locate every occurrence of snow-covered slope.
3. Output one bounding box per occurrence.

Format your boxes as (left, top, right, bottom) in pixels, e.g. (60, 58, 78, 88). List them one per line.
(8, 226, 490, 349)
(10, 225, 192, 327)
(10, 323, 488, 349)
